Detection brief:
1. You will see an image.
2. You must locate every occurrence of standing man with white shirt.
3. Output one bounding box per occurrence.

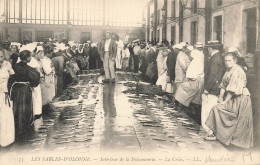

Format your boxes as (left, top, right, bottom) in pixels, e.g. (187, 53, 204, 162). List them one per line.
(99, 31, 117, 83)
(115, 35, 124, 70)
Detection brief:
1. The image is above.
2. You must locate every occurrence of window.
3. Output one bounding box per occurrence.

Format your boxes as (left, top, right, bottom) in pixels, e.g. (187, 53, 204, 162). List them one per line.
(0, 0, 7, 22)
(3, 0, 143, 27)
(246, 8, 256, 54)
(191, 0, 197, 14)
(171, 26, 176, 45)
(6, 0, 20, 23)
(171, 0, 175, 18)
(213, 15, 222, 43)
(190, 21, 197, 45)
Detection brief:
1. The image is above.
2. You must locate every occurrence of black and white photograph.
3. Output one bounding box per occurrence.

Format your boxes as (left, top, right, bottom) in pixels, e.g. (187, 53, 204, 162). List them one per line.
(0, 0, 260, 165)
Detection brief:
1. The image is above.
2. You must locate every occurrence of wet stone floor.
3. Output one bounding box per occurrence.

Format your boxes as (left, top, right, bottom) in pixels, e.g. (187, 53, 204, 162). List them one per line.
(1, 70, 227, 154)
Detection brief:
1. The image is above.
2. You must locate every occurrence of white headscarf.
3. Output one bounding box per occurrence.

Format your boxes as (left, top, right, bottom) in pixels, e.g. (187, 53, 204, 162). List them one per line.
(186, 49, 204, 79)
(91, 43, 97, 47)
(78, 44, 84, 53)
(180, 42, 187, 48)
(187, 46, 194, 51)
(19, 43, 37, 53)
(36, 46, 44, 53)
(174, 44, 183, 50)
(227, 47, 242, 57)
(10, 42, 21, 49)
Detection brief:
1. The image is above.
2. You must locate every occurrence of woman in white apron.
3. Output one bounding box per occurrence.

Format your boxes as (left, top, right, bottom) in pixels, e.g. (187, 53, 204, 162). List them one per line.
(0, 50, 15, 147)
(28, 46, 43, 116)
(156, 49, 173, 93)
(40, 47, 56, 106)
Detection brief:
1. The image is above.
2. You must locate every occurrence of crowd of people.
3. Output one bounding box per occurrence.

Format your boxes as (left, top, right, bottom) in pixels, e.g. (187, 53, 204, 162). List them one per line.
(0, 31, 254, 149)
(128, 39, 253, 149)
(0, 38, 103, 147)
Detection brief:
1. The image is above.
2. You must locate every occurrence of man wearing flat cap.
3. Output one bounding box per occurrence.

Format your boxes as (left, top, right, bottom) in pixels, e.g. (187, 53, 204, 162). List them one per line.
(99, 31, 117, 83)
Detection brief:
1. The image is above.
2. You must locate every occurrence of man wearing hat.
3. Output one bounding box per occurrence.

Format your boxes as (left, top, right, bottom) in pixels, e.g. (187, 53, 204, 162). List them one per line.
(201, 40, 225, 138)
(204, 41, 225, 95)
(99, 31, 117, 83)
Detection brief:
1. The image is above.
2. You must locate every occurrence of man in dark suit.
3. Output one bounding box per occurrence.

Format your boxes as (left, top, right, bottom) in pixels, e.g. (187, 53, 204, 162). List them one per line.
(98, 31, 117, 83)
(201, 41, 225, 140)
(204, 41, 225, 95)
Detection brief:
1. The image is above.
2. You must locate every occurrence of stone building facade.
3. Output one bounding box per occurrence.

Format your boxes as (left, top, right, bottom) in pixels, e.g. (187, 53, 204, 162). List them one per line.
(144, 0, 260, 75)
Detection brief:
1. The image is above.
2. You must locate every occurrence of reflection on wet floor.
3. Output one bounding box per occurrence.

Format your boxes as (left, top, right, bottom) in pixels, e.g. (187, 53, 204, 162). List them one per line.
(103, 84, 117, 118)
(0, 71, 227, 153)
(101, 83, 140, 152)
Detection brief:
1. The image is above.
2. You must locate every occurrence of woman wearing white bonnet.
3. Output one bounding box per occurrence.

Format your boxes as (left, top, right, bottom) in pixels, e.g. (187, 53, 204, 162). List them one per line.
(13, 43, 42, 120)
(174, 46, 204, 107)
(0, 48, 15, 147)
(39, 46, 56, 106)
(10, 42, 20, 68)
(227, 47, 248, 71)
(174, 44, 191, 89)
(28, 45, 43, 117)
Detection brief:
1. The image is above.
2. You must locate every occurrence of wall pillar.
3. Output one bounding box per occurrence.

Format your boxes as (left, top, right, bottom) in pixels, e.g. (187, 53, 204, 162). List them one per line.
(205, 0, 212, 44)
(255, 1, 260, 77)
(67, 0, 70, 40)
(162, 0, 167, 42)
(4, 0, 9, 40)
(179, 0, 183, 42)
(147, 4, 150, 42)
(153, 0, 157, 43)
(18, 0, 22, 43)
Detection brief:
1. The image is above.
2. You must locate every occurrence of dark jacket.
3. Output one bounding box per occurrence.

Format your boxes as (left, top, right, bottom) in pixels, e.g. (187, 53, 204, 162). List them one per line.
(69, 50, 77, 57)
(99, 39, 117, 60)
(51, 53, 65, 77)
(204, 51, 225, 95)
(128, 45, 134, 55)
(167, 50, 177, 82)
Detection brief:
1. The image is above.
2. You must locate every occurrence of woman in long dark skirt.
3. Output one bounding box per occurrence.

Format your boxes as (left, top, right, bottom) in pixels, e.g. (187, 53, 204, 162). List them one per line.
(8, 50, 40, 141)
(89, 43, 99, 70)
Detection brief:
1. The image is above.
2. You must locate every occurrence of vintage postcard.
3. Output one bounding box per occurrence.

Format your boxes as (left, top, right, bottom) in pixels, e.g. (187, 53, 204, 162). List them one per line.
(0, 0, 259, 164)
